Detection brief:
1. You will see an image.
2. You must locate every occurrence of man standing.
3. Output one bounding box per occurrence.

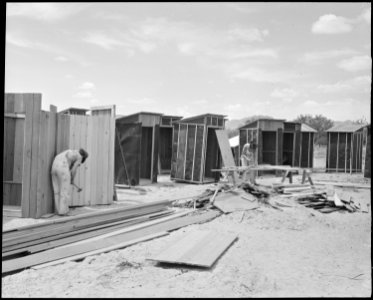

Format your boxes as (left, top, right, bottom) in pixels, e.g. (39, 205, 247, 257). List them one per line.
(51, 148, 88, 215)
(240, 142, 256, 183)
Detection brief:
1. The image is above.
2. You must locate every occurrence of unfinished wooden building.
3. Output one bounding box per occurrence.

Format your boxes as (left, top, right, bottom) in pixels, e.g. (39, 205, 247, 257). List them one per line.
(170, 113, 227, 184)
(158, 115, 183, 174)
(3, 93, 116, 218)
(364, 124, 371, 178)
(59, 107, 89, 115)
(326, 124, 365, 173)
(238, 119, 316, 168)
(300, 124, 317, 168)
(115, 112, 182, 185)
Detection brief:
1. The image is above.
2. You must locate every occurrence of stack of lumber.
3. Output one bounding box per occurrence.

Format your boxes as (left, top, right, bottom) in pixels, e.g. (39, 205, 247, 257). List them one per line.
(272, 183, 314, 194)
(296, 192, 362, 213)
(2, 200, 221, 274)
(239, 182, 271, 198)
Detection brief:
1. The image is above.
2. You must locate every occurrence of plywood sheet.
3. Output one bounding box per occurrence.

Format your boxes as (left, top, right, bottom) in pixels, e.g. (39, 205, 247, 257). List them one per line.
(147, 230, 237, 268)
(213, 190, 259, 213)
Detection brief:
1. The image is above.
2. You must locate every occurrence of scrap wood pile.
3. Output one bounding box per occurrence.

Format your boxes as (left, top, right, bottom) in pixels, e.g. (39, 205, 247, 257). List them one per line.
(272, 182, 365, 213)
(2, 200, 222, 275)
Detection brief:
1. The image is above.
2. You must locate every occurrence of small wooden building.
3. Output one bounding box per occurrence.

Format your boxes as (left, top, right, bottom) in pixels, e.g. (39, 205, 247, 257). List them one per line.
(239, 119, 316, 168)
(3, 93, 115, 218)
(300, 124, 317, 168)
(364, 124, 371, 178)
(115, 112, 162, 185)
(170, 113, 227, 184)
(239, 118, 286, 166)
(158, 115, 183, 174)
(59, 107, 89, 115)
(326, 123, 365, 173)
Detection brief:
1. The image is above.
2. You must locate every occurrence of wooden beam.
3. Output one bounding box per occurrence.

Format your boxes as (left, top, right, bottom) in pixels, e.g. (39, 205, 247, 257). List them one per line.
(191, 124, 197, 181)
(336, 132, 339, 172)
(183, 124, 189, 180)
(32, 232, 169, 270)
(4, 113, 26, 119)
(2, 210, 220, 273)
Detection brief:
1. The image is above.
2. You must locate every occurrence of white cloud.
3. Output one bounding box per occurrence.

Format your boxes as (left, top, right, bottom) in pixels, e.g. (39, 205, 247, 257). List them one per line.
(227, 27, 269, 43)
(317, 75, 371, 93)
(126, 97, 156, 105)
(270, 88, 298, 102)
(83, 32, 126, 50)
(312, 14, 353, 34)
(230, 67, 296, 83)
(337, 55, 372, 72)
(304, 100, 318, 106)
(360, 7, 371, 24)
(300, 49, 359, 64)
(79, 82, 95, 90)
(55, 56, 69, 62)
(73, 91, 93, 98)
(6, 3, 86, 22)
(223, 3, 257, 14)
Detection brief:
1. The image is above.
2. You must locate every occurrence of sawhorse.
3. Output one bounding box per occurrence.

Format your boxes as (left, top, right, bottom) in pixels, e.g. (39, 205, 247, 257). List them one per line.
(281, 169, 313, 185)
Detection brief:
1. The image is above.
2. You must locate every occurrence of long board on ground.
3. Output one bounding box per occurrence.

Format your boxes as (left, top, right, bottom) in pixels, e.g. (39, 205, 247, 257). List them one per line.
(147, 230, 238, 268)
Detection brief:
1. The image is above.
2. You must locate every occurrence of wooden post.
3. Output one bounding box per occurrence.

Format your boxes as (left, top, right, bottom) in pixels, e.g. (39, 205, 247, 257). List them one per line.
(191, 124, 197, 181)
(183, 124, 189, 180)
(350, 133, 353, 174)
(200, 125, 207, 182)
(327, 133, 330, 172)
(307, 133, 310, 168)
(345, 133, 347, 173)
(336, 132, 339, 172)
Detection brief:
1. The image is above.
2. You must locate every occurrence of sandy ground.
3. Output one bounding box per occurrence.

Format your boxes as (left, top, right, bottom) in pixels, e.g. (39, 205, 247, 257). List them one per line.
(2, 172, 371, 298)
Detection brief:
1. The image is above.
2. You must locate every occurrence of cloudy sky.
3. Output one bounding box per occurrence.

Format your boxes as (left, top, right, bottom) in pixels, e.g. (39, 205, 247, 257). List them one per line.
(5, 2, 371, 121)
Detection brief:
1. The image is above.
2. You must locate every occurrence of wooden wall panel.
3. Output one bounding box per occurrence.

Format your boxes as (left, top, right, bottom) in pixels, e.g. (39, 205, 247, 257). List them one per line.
(175, 124, 187, 179)
(192, 125, 204, 182)
(170, 124, 179, 179)
(184, 125, 196, 181)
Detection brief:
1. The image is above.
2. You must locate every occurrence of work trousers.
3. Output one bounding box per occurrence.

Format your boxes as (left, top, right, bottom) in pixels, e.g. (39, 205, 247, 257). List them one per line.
(51, 156, 71, 215)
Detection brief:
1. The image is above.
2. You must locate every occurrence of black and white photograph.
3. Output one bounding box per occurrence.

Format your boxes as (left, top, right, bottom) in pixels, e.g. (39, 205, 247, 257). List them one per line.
(2, 2, 371, 297)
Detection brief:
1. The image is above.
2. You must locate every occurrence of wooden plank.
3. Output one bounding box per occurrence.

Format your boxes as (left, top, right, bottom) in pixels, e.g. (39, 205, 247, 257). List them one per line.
(21, 94, 35, 217)
(3, 117, 15, 181)
(147, 230, 238, 268)
(108, 115, 115, 203)
(213, 190, 259, 213)
(90, 115, 99, 204)
(3, 199, 172, 235)
(3, 205, 22, 218)
(32, 232, 169, 270)
(4, 113, 26, 119)
(100, 114, 110, 204)
(4, 93, 15, 113)
(2, 204, 173, 248)
(2, 209, 220, 273)
(313, 181, 370, 189)
(84, 117, 92, 205)
(78, 115, 87, 206)
(336, 132, 339, 172)
(215, 130, 238, 182)
(3, 210, 173, 256)
(13, 118, 25, 183)
(46, 111, 57, 214)
(36, 111, 48, 218)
